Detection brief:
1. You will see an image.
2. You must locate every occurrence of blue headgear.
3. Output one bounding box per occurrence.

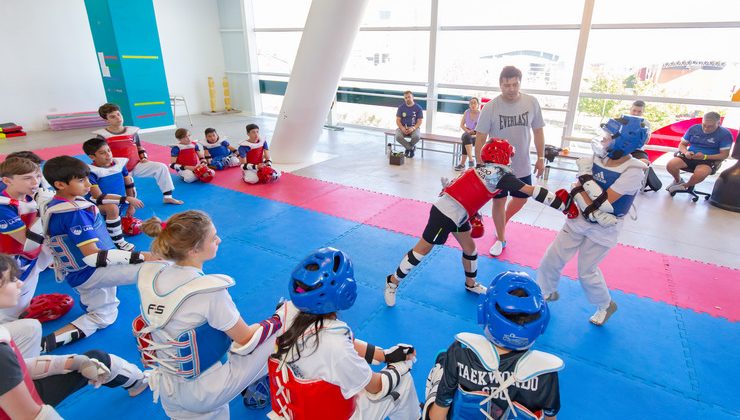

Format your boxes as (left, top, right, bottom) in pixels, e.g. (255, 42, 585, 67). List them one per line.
(600, 115, 649, 159)
(477, 271, 550, 351)
(289, 247, 357, 315)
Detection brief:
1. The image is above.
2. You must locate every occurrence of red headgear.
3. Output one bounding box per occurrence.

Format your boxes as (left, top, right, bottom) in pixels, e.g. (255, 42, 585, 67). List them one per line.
(480, 138, 514, 165)
(20, 293, 74, 323)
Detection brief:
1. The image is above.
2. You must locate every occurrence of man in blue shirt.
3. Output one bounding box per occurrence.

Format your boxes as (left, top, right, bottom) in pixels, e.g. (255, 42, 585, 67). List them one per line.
(394, 91, 424, 158)
(666, 112, 734, 193)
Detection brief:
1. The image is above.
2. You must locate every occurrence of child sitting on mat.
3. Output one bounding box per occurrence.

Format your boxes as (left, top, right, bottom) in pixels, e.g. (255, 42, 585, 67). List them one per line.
(40, 156, 153, 353)
(83, 138, 144, 251)
(170, 128, 215, 183)
(0, 253, 148, 420)
(239, 124, 280, 184)
(202, 127, 240, 170)
(134, 210, 291, 419)
(268, 247, 420, 420)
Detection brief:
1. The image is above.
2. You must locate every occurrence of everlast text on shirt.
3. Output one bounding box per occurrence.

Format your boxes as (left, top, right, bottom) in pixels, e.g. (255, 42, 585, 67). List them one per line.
(499, 112, 530, 130)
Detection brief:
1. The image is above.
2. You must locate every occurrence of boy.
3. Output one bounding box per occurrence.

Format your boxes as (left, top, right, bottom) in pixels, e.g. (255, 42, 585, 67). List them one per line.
(239, 124, 280, 184)
(423, 271, 562, 419)
(384, 139, 578, 307)
(0, 157, 51, 357)
(83, 138, 144, 251)
(537, 115, 648, 326)
(40, 156, 152, 353)
(202, 127, 240, 170)
(170, 128, 214, 183)
(94, 103, 183, 204)
(0, 254, 147, 420)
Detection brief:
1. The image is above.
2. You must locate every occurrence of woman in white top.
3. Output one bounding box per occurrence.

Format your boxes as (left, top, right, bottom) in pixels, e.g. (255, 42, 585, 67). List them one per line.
(455, 97, 481, 171)
(268, 247, 420, 420)
(135, 210, 288, 419)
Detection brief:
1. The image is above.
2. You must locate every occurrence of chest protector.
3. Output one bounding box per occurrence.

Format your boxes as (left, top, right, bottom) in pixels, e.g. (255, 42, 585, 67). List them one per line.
(444, 164, 509, 218)
(268, 322, 357, 420)
(132, 262, 233, 380)
(449, 333, 564, 420)
(94, 127, 140, 171)
(202, 141, 230, 160)
(43, 200, 114, 281)
(241, 138, 266, 165)
(0, 326, 43, 420)
(0, 196, 42, 260)
(89, 158, 129, 196)
(173, 142, 201, 167)
(590, 157, 644, 218)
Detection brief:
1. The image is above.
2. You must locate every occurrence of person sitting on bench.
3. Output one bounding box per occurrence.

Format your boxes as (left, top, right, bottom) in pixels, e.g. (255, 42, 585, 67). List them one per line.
(394, 91, 424, 158)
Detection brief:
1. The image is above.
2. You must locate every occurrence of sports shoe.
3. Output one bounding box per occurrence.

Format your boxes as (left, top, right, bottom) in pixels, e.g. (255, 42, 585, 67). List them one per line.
(465, 282, 487, 295)
(384, 275, 398, 307)
(454, 164, 465, 171)
(665, 177, 685, 192)
(667, 183, 688, 193)
(404, 149, 411, 158)
(115, 240, 135, 251)
(409, 147, 416, 158)
(545, 291, 560, 302)
(589, 301, 618, 326)
(489, 240, 506, 257)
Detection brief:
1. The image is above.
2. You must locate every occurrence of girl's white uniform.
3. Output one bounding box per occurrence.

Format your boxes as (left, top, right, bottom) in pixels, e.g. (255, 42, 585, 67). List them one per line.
(287, 319, 419, 419)
(144, 264, 275, 420)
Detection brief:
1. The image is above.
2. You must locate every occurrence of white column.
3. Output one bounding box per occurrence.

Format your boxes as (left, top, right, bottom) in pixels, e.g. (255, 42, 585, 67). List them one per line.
(270, 0, 370, 163)
(562, 0, 595, 147)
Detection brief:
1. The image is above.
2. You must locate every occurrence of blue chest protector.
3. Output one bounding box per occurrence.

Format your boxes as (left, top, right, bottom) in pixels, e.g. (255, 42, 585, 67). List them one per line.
(89, 158, 128, 196)
(449, 333, 564, 420)
(133, 262, 234, 380)
(591, 161, 637, 218)
(202, 141, 231, 160)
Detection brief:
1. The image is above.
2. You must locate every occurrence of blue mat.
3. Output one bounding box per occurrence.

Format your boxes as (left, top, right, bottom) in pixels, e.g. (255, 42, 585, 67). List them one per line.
(30, 172, 737, 419)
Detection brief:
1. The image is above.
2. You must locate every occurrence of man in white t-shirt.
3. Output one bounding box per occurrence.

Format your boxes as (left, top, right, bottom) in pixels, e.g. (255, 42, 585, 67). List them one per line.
(475, 66, 546, 256)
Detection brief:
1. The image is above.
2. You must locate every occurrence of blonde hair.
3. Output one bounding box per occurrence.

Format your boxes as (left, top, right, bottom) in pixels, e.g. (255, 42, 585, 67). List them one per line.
(141, 210, 213, 261)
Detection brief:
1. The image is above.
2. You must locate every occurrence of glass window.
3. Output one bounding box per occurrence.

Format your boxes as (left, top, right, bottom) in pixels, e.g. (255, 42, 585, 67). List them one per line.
(436, 30, 579, 91)
(343, 32, 429, 82)
(592, 0, 740, 24)
(251, 0, 310, 28)
(361, 0, 431, 27)
(254, 32, 302, 74)
(581, 28, 740, 101)
(438, 0, 584, 26)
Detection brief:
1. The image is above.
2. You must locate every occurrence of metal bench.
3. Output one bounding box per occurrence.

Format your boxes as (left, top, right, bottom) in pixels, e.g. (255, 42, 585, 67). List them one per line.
(384, 130, 461, 165)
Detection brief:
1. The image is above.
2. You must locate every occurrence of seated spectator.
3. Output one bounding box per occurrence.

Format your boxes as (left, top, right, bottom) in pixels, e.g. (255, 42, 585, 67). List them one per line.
(454, 97, 480, 171)
(394, 91, 424, 158)
(628, 100, 652, 165)
(666, 112, 733, 193)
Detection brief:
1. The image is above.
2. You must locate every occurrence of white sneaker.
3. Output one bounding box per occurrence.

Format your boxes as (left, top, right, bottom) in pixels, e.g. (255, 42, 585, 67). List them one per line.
(590, 301, 618, 326)
(667, 183, 689, 193)
(665, 177, 685, 191)
(384, 276, 398, 307)
(465, 282, 487, 295)
(545, 291, 560, 302)
(489, 240, 506, 257)
(115, 240, 135, 251)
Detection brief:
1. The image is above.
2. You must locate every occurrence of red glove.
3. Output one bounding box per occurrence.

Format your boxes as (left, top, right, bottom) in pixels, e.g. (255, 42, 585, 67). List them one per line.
(555, 189, 579, 219)
(470, 213, 485, 238)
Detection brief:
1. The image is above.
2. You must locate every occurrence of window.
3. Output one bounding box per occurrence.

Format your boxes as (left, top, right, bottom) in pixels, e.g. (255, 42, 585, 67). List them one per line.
(251, 0, 310, 28)
(343, 32, 430, 82)
(254, 32, 302, 74)
(361, 0, 430, 27)
(438, 0, 584, 26)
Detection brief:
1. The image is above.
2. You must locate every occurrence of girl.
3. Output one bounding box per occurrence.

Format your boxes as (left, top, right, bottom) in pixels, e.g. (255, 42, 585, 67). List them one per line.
(455, 97, 481, 171)
(0, 254, 146, 420)
(135, 210, 288, 419)
(269, 247, 420, 420)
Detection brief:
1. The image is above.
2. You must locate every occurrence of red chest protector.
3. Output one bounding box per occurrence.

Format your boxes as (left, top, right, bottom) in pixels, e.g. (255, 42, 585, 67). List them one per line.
(94, 128, 140, 171)
(268, 357, 356, 420)
(0, 330, 43, 420)
(174, 143, 200, 167)
(0, 198, 42, 260)
(443, 169, 500, 218)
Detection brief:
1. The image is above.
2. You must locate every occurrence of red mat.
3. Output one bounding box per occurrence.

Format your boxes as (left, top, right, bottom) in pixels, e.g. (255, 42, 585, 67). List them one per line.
(5, 142, 738, 321)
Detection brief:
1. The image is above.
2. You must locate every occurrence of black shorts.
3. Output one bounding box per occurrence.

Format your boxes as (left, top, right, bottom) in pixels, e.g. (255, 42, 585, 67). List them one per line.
(422, 205, 470, 245)
(677, 155, 721, 174)
(494, 175, 531, 199)
(630, 149, 649, 161)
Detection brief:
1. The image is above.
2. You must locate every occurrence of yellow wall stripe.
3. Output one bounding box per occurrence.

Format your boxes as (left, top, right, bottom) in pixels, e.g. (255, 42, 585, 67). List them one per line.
(134, 101, 165, 106)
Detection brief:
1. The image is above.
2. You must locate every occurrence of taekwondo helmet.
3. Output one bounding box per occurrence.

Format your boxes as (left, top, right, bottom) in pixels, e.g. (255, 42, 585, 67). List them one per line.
(290, 247, 357, 315)
(480, 138, 515, 165)
(597, 114, 649, 159)
(477, 271, 550, 351)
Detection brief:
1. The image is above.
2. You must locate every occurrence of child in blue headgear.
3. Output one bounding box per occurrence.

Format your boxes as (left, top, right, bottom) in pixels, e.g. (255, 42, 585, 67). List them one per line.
(537, 115, 648, 326)
(422, 271, 563, 420)
(268, 247, 420, 419)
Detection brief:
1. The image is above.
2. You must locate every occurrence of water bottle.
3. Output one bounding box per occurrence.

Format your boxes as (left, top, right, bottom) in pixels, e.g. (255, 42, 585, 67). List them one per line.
(387, 142, 392, 155)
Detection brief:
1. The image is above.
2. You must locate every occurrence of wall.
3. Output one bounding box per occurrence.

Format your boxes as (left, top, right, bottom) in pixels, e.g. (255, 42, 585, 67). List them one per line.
(0, 0, 224, 132)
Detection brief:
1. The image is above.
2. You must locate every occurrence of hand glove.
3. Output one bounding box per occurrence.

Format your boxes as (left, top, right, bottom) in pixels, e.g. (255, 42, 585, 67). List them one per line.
(387, 359, 413, 376)
(384, 343, 414, 363)
(590, 210, 618, 227)
(555, 189, 579, 219)
(72, 355, 111, 388)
